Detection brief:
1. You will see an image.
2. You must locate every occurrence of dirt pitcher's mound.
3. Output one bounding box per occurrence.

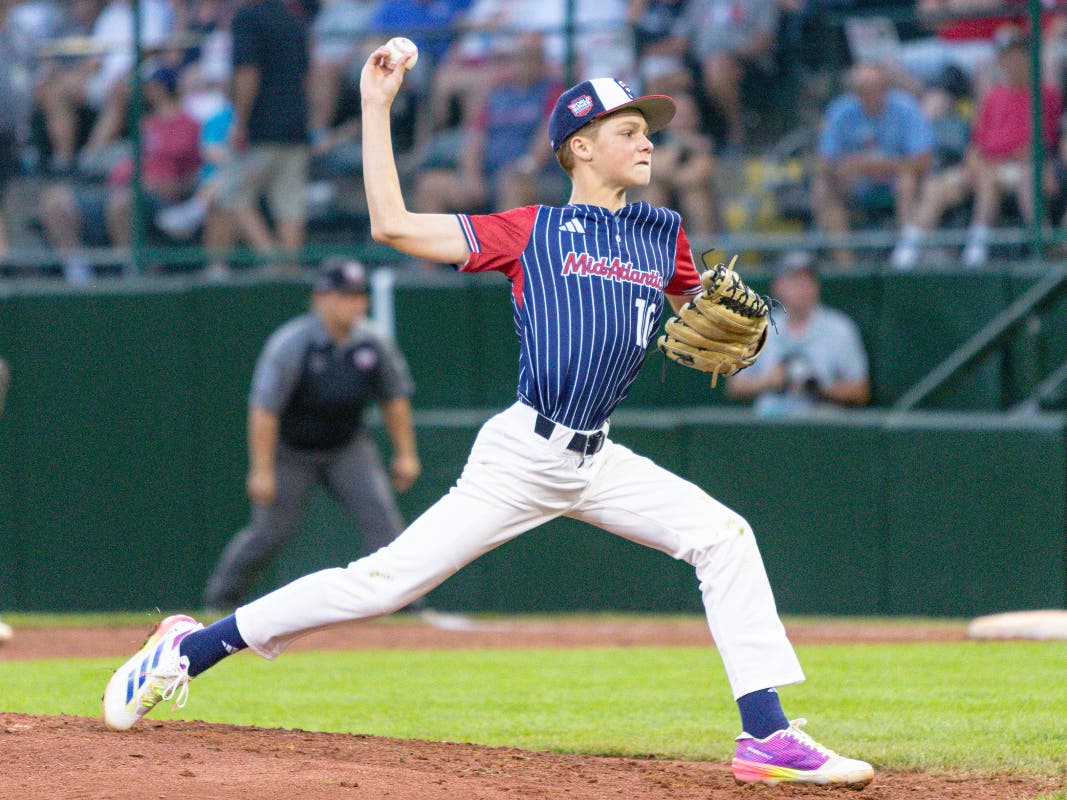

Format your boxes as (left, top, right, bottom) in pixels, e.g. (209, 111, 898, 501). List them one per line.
(0, 616, 969, 661)
(0, 713, 1059, 800)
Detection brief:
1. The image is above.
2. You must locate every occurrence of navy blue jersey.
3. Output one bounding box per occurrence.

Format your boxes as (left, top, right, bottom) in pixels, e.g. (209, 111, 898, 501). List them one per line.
(458, 202, 701, 430)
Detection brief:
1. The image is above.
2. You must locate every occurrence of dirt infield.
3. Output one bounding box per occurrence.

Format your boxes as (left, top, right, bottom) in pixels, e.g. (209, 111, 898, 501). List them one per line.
(0, 617, 1059, 800)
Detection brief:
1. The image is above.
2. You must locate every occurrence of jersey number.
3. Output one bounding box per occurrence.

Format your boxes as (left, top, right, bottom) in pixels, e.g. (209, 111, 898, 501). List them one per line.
(634, 298, 658, 348)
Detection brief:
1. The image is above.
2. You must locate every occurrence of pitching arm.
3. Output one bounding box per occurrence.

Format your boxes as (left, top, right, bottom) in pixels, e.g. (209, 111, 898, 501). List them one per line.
(360, 45, 471, 265)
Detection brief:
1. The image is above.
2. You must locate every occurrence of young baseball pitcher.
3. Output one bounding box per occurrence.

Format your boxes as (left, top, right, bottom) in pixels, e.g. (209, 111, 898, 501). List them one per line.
(103, 39, 874, 788)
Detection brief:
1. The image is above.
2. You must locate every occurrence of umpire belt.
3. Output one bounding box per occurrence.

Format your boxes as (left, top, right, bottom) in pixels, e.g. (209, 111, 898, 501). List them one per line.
(534, 413, 606, 456)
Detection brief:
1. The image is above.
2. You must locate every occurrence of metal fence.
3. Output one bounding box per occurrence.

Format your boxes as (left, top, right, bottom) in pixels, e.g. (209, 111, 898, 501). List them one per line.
(0, 0, 1062, 280)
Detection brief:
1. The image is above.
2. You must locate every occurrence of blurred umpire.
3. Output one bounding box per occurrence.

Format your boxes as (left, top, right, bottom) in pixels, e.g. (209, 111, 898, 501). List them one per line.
(202, 257, 421, 610)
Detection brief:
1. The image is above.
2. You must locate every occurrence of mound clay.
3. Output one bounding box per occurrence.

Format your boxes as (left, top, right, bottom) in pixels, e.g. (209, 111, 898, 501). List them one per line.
(1, 618, 1060, 800)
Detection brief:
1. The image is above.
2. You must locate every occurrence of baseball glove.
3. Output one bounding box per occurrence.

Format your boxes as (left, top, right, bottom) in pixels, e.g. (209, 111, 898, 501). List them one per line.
(657, 253, 771, 387)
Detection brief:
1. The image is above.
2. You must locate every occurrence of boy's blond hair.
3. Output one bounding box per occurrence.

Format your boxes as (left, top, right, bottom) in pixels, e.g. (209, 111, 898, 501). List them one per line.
(553, 111, 635, 175)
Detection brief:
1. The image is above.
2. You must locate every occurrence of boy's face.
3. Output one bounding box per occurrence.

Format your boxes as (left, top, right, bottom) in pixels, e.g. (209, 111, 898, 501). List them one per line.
(583, 110, 655, 188)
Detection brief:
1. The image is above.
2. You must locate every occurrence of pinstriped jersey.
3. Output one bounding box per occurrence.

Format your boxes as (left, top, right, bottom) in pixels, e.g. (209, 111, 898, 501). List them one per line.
(457, 202, 702, 431)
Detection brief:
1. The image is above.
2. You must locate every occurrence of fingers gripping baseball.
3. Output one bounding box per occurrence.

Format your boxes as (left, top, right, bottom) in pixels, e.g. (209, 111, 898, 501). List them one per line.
(361, 37, 419, 105)
(381, 37, 419, 71)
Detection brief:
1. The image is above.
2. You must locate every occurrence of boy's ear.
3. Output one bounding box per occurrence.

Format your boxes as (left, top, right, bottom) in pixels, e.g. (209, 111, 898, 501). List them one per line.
(570, 133, 595, 164)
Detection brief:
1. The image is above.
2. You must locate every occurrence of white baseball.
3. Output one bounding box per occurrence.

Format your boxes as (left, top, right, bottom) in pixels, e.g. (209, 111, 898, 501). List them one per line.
(384, 37, 419, 71)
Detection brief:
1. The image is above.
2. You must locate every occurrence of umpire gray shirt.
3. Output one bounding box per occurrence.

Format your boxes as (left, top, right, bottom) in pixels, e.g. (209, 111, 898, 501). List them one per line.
(251, 313, 414, 450)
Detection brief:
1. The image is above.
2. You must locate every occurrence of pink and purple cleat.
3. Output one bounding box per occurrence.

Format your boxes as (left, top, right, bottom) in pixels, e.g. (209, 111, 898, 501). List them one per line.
(732, 718, 874, 788)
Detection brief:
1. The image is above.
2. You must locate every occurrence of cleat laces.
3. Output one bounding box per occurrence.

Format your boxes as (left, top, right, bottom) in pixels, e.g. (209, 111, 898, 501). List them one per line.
(783, 719, 838, 758)
(141, 656, 191, 710)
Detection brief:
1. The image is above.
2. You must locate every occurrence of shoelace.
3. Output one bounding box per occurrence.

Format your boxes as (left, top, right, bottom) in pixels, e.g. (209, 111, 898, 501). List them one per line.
(142, 657, 191, 710)
(784, 718, 839, 758)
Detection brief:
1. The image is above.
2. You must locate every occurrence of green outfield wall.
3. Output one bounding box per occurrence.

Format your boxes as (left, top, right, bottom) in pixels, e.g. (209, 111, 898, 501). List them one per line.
(0, 272, 1064, 615)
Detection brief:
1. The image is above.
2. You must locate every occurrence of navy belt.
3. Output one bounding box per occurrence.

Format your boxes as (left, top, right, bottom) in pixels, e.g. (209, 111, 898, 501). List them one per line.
(534, 413, 605, 456)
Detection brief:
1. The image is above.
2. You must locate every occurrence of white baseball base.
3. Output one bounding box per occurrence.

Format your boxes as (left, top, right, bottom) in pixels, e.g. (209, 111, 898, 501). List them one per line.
(967, 609, 1067, 640)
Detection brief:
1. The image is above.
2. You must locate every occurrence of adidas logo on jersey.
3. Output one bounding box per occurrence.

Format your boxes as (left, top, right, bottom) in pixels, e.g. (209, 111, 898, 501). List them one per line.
(559, 218, 585, 234)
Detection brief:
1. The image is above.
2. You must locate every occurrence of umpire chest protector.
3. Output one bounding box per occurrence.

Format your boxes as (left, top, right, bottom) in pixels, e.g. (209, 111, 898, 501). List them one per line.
(280, 340, 382, 450)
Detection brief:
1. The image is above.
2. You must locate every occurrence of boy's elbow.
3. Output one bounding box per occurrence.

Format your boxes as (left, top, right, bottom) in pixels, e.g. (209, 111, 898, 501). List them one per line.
(370, 220, 402, 245)
(369, 222, 389, 244)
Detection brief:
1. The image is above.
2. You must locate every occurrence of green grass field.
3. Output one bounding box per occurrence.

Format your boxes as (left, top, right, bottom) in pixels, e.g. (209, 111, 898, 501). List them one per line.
(1, 614, 1065, 796)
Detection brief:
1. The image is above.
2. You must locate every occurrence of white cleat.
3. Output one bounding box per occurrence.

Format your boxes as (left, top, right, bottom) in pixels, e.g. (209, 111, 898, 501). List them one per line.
(102, 614, 202, 731)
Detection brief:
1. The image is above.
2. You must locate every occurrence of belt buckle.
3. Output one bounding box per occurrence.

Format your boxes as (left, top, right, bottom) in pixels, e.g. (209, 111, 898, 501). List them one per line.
(582, 430, 605, 456)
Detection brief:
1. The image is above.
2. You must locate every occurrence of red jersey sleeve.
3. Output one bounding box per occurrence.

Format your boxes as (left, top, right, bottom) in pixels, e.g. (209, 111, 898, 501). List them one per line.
(456, 206, 539, 281)
(664, 226, 702, 296)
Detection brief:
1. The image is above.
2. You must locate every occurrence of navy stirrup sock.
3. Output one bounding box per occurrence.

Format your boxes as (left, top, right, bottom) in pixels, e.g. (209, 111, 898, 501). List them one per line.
(736, 687, 790, 739)
(179, 615, 247, 677)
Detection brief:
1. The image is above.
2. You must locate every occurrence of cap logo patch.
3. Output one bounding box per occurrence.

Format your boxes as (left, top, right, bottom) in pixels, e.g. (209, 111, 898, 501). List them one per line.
(568, 95, 594, 117)
(616, 80, 635, 99)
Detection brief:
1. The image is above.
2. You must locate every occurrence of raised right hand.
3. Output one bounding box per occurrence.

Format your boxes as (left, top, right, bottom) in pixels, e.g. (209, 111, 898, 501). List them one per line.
(360, 43, 408, 109)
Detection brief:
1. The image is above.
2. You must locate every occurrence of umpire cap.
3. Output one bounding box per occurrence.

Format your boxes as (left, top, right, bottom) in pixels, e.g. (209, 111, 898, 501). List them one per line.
(314, 257, 369, 294)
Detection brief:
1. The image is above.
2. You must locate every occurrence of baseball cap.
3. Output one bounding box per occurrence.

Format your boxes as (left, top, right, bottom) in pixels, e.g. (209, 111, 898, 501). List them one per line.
(774, 249, 818, 279)
(314, 257, 369, 293)
(145, 65, 179, 95)
(548, 78, 676, 152)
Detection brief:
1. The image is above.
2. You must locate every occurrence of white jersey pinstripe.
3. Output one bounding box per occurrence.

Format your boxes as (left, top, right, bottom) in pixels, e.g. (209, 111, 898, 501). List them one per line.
(457, 202, 702, 430)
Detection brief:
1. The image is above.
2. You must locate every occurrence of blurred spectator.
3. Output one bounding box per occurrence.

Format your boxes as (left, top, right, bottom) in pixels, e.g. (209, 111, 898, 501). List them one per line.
(0, 0, 41, 260)
(631, 0, 687, 59)
(671, 0, 780, 153)
(156, 59, 236, 263)
(433, 0, 634, 134)
(726, 250, 870, 417)
(457, 0, 633, 79)
(307, 0, 379, 147)
(414, 33, 563, 218)
(36, 0, 176, 174)
(891, 32, 1062, 270)
(39, 66, 200, 282)
(630, 0, 691, 96)
(179, 0, 235, 88)
(812, 61, 935, 268)
(895, 0, 1036, 95)
(369, 0, 470, 68)
(221, 0, 311, 269)
(921, 84, 971, 174)
(31, 0, 103, 172)
(636, 90, 721, 238)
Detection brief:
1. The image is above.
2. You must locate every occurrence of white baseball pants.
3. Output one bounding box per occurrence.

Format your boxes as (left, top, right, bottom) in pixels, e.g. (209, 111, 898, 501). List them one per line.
(236, 402, 805, 698)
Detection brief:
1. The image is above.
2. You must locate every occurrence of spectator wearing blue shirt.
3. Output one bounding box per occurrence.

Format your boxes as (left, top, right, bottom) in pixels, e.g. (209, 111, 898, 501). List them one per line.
(369, 0, 472, 67)
(812, 62, 935, 268)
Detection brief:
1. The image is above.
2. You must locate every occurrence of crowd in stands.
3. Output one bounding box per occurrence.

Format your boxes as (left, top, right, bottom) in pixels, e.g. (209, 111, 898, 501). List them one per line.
(2, 0, 1067, 281)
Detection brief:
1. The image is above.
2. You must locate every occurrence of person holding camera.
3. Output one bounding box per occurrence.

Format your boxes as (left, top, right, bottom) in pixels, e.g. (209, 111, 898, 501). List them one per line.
(726, 250, 871, 417)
